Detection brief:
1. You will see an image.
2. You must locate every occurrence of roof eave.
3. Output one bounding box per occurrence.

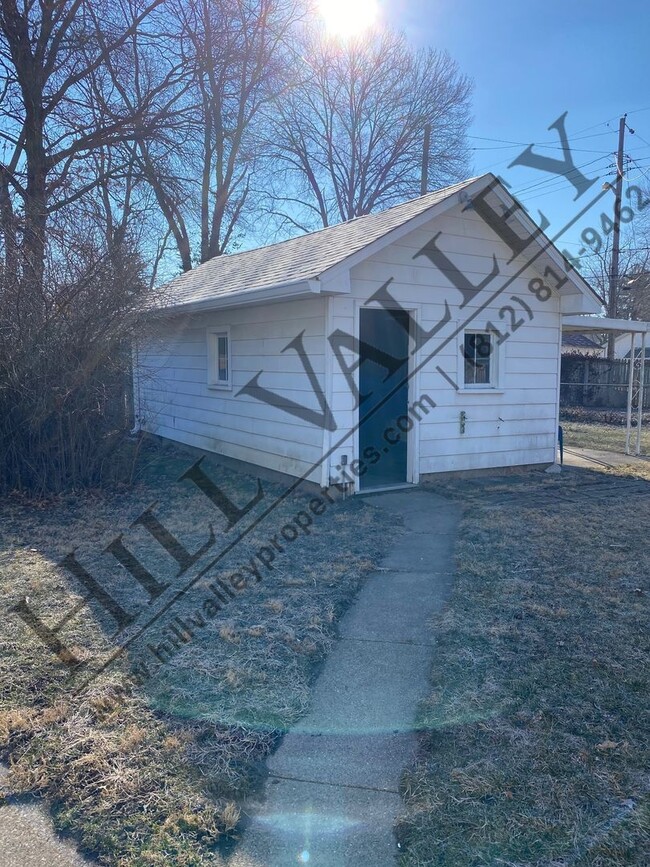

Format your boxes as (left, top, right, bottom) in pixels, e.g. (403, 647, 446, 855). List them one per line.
(562, 315, 650, 333)
(484, 180, 603, 311)
(317, 173, 603, 313)
(151, 278, 322, 316)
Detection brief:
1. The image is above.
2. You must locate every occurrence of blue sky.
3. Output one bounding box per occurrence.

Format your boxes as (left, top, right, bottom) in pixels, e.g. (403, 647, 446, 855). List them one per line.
(389, 0, 650, 262)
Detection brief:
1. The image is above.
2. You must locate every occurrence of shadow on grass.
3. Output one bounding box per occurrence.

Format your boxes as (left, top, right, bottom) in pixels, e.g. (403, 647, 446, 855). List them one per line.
(0, 439, 396, 865)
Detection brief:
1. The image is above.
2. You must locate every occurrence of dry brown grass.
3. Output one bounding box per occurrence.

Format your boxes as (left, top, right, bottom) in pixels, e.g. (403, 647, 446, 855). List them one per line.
(398, 466, 650, 866)
(0, 694, 242, 865)
(562, 420, 650, 456)
(0, 439, 394, 864)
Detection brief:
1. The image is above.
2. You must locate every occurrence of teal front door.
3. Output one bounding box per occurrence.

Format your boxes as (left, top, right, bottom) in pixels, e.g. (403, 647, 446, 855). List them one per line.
(358, 308, 410, 489)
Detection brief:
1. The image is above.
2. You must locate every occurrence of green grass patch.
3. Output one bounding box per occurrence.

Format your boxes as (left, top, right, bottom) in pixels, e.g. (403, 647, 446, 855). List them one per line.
(398, 469, 650, 866)
(0, 438, 395, 864)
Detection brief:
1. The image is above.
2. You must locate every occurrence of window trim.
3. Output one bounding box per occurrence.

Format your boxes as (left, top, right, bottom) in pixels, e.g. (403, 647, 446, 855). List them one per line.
(461, 329, 499, 390)
(207, 327, 232, 390)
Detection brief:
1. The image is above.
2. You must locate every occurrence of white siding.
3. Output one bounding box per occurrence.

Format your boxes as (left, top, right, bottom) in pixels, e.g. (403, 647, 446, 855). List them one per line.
(140, 195, 568, 487)
(329, 199, 562, 478)
(137, 297, 327, 483)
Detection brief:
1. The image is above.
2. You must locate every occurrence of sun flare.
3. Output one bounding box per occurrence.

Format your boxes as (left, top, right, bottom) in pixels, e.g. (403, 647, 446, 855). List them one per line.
(317, 0, 379, 38)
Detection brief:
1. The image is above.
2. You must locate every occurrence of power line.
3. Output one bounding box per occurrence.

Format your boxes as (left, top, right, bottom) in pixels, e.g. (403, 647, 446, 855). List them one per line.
(510, 151, 650, 203)
(479, 143, 649, 210)
(570, 114, 623, 136)
(631, 130, 650, 151)
(468, 131, 614, 155)
(471, 113, 627, 181)
(628, 156, 650, 186)
(471, 144, 614, 155)
(468, 129, 620, 148)
(627, 106, 650, 118)
(470, 111, 650, 159)
(470, 113, 650, 182)
(510, 155, 611, 198)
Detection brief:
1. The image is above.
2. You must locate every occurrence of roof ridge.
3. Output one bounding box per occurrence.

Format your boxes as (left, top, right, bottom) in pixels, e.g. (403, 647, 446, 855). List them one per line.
(172, 176, 485, 275)
(160, 174, 490, 308)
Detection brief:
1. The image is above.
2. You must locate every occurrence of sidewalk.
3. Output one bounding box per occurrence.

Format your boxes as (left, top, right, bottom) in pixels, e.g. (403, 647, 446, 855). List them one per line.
(0, 489, 459, 867)
(228, 488, 460, 867)
(562, 445, 650, 470)
(0, 766, 91, 867)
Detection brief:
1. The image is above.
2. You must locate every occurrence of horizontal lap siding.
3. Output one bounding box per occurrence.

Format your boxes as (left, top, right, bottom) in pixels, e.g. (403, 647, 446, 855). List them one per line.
(339, 200, 561, 475)
(137, 298, 327, 482)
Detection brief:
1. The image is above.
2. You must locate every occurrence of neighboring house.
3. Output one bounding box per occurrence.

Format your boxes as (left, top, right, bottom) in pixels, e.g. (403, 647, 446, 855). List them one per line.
(613, 331, 650, 359)
(135, 173, 601, 492)
(562, 332, 604, 356)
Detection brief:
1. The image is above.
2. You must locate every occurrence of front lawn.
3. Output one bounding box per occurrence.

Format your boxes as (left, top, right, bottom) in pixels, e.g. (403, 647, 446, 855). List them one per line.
(398, 467, 650, 866)
(561, 420, 650, 456)
(0, 439, 394, 865)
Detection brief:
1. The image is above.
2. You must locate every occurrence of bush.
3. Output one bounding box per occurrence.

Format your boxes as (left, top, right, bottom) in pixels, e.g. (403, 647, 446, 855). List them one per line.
(0, 242, 150, 495)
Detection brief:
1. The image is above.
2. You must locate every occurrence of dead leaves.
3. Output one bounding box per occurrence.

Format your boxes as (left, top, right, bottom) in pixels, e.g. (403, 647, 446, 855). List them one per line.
(595, 739, 629, 752)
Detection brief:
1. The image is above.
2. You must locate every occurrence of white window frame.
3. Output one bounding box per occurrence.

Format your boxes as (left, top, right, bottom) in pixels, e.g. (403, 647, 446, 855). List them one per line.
(461, 329, 500, 390)
(207, 327, 232, 390)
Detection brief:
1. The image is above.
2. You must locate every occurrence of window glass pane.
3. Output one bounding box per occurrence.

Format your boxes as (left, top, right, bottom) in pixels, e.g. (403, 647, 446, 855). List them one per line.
(217, 335, 228, 381)
(463, 333, 491, 385)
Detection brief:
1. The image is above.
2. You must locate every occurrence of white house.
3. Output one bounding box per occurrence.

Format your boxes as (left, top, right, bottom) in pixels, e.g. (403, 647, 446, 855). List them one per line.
(613, 331, 650, 359)
(135, 173, 602, 492)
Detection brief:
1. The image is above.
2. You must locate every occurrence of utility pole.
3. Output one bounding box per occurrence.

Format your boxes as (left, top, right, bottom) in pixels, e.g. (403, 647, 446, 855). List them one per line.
(607, 114, 627, 359)
(421, 123, 431, 196)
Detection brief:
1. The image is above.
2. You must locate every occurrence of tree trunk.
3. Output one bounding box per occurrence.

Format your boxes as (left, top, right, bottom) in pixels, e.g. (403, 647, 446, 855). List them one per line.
(1, 0, 48, 296)
(0, 166, 18, 278)
(23, 134, 48, 297)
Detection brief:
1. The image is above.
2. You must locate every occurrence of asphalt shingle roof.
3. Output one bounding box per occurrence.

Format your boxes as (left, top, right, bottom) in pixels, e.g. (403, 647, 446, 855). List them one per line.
(161, 177, 481, 309)
(562, 332, 603, 349)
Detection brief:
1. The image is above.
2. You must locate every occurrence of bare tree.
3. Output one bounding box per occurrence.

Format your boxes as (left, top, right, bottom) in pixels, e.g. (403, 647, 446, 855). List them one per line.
(620, 182, 650, 323)
(132, 0, 298, 272)
(0, 0, 182, 493)
(266, 28, 473, 232)
(581, 183, 650, 356)
(0, 0, 183, 294)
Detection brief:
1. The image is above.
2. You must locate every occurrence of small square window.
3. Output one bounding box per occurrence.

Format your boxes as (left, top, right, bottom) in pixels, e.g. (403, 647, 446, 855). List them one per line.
(463, 332, 493, 386)
(207, 329, 231, 389)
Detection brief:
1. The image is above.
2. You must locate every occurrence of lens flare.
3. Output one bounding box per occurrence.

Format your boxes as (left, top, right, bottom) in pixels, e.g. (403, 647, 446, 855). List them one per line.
(317, 0, 379, 38)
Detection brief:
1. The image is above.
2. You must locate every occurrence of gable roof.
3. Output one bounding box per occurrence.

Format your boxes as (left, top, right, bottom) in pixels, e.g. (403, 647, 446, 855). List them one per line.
(159, 178, 480, 309)
(562, 332, 602, 349)
(157, 173, 601, 314)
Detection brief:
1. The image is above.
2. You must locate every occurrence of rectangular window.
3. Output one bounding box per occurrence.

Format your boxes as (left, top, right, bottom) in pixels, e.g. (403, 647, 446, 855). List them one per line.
(207, 328, 231, 389)
(463, 331, 492, 386)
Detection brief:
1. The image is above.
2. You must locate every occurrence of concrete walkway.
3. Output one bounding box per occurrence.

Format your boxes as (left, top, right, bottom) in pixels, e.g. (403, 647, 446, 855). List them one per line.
(563, 446, 650, 470)
(0, 489, 459, 867)
(228, 488, 460, 867)
(0, 766, 91, 867)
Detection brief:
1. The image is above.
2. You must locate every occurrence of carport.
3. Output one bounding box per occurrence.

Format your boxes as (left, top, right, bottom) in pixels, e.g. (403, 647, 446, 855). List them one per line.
(562, 315, 650, 455)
